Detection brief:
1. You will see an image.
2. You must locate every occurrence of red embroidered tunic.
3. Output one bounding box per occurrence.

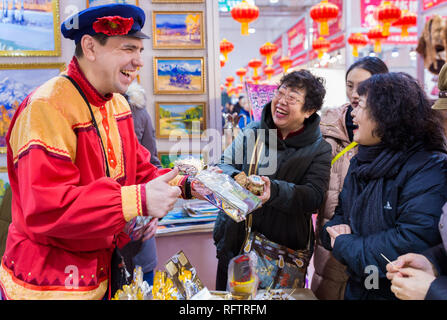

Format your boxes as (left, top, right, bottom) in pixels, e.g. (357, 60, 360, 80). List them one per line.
(0, 57, 177, 299)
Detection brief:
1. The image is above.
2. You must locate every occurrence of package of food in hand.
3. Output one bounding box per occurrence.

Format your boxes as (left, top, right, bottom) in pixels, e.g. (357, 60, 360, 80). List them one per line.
(192, 169, 262, 222)
(247, 175, 265, 196)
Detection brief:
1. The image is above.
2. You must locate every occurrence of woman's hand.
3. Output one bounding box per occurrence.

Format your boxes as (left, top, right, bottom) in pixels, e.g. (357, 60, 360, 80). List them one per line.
(390, 267, 436, 300)
(326, 224, 352, 248)
(386, 253, 437, 280)
(257, 176, 271, 205)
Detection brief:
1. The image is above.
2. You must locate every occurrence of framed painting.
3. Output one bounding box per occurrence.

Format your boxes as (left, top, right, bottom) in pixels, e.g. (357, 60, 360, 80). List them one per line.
(158, 152, 203, 168)
(155, 102, 206, 138)
(0, 167, 9, 207)
(152, 11, 204, 49)
(152, 0, 204, 2)
(86, 0, 139, 7)
(0, 0, 60, 56)
(0, 63, 66, 153)
(153, 57, 205, 94)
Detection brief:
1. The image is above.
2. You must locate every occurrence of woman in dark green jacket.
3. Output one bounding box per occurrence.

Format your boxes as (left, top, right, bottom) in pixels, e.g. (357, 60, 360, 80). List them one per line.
(213, 70, 332, 290)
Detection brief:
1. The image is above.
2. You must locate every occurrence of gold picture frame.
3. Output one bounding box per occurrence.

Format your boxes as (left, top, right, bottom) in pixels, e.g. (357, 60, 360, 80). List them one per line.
(0, 0, 61, 57)
(86, 0, 139, 7)
(152, 11, 204, 49)
(155, 101, 207, 139)
(152, 0, 204, 3)
(0, 63, 66, 153)
(153, 57, 205, 94)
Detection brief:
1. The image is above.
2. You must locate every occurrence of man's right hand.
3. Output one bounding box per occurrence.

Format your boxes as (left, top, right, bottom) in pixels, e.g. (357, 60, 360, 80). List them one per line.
(145, 167, 182, 218)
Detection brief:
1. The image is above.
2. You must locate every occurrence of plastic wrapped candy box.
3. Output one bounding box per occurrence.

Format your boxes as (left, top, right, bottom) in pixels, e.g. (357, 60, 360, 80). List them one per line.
(192, 170, 262, 223)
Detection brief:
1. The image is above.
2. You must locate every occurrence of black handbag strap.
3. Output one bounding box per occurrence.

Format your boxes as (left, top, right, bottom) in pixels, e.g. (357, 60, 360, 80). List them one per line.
(62, 74, 110, 177)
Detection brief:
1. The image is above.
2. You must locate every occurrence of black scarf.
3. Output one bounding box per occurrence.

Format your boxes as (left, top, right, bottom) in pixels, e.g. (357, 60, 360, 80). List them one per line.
(345, 142, 424, 236)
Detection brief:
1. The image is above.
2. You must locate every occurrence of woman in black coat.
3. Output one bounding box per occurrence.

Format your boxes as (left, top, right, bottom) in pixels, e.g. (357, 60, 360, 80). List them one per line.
(320, 72, 447, 300)
(213, 70, 332, 291)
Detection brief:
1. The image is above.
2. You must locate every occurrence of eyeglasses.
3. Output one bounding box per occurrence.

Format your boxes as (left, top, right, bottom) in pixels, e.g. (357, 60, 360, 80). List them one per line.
(273, 88, 302, 105)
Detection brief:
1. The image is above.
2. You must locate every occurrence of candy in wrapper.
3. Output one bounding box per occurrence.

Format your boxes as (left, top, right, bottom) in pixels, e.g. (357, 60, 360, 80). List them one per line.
(123, 216, 153, 241)
(152, 270, 181, 300)
(227, 252, 259, 298)
(164, 250, 205, 299)
(247, 175, 265, 196)
(174, 157, 204, 176)
(112, 266, 152, 300)
(193, 170, 262, 222)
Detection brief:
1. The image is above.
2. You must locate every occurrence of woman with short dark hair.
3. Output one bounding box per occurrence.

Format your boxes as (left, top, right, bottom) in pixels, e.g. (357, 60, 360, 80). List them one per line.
(320, 72, 447, 300)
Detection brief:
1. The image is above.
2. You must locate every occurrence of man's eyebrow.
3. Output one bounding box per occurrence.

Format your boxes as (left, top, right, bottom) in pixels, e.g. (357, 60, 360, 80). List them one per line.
(122, 44, 144, 51)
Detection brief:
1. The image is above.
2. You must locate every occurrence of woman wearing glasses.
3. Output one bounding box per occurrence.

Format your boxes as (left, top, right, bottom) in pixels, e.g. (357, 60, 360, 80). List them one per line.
(312, 57, 389, 300)
(320, 72, 447, 300)
(213, 70, 332, 290)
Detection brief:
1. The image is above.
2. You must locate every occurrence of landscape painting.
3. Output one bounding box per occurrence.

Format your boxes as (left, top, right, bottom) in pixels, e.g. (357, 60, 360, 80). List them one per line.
(152, 11, 204, 49)
(154, 57, 205, 94)
(158, 152, 203, 168)
(0, 63, 65, 152)
(0, 167, 9, 206)
(0, 0, 60, 56)
(155, 102, 206, 138)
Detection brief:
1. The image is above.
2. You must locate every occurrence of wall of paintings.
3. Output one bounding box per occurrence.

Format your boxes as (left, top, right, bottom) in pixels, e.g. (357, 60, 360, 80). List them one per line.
(0, 0, 221, 175)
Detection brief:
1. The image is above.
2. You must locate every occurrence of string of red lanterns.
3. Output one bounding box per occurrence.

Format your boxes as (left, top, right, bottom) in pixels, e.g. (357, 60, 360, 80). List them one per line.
(230, 1, 259, 36)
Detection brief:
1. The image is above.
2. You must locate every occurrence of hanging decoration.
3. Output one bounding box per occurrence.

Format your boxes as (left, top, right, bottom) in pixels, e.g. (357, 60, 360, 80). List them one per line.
(248, 58, 263, 77)
(220, 38, 234, 62)
(263, 66, 275, 80)
(367, 25, 388, 53)
(279, 56, 293, 73)
(225, 76, 235, 90)
(220, 60, 226, 68)
(312, 36, 331, 59)
(230, 1, 259, 36)
(259, 42, 278, 66)
(392, 10, 417, 38)
(235, 67, 247, 83)
(310, 0, 340, 36)
(252, 75, 262, 84)
(348, 33, 368, 57)
(375, 1, 401, 37)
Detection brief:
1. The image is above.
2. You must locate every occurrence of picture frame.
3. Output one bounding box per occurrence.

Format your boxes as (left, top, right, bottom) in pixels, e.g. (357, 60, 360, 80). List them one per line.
(152, 0, 204, 3)
(0, 167, 9, 207)
(152, 11, 204, 49)
(0, 0, 61, 56)
(155, 101, 207, 138)
(86, 0, 139, 7)
(0, 63, 66, 153)
(153, 57, 205, 94)
(158, 152, 204, 169)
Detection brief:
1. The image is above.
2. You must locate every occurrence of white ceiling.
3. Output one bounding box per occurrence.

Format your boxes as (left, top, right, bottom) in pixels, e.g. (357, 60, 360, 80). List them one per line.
(219, 0, 321, 82)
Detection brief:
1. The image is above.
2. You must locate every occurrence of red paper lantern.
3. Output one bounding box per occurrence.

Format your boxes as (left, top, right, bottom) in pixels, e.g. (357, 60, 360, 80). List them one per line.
(392, 10, 417, 37)
(263, 66, 275, 80)
(252, 75, 262, 84)
(230, 1, 259, 36)
(310, 0, 339, 36)
(279, 56, 293, 73)
(220, 60, 226, 68)
(348, 33, 368, 57)
(376, 1, 401, 37)
(312, 36, 331, 59)
(220, 38, 234, 62)
(225, 76, 235, 88)
(259, 42, 278, 66)
(367, 25, 388, 53)
(235, 67, 247, 83)
(248, 59, 263, 77)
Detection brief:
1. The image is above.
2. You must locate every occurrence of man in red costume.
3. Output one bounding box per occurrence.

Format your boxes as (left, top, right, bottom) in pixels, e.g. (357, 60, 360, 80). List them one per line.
(0, 4, 193, 299)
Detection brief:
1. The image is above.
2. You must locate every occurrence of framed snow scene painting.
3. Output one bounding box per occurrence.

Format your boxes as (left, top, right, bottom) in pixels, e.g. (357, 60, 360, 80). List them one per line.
(0, 63, 66, 152)
(0, 0, 61, 56)
(152, 11, 204, 49)
(153, 57, 205, 94)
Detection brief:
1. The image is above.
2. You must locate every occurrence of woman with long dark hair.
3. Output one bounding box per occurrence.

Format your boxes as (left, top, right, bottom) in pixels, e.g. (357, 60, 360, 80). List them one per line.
(320, 72, 447, 300)
(312, 57, 389, 300)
